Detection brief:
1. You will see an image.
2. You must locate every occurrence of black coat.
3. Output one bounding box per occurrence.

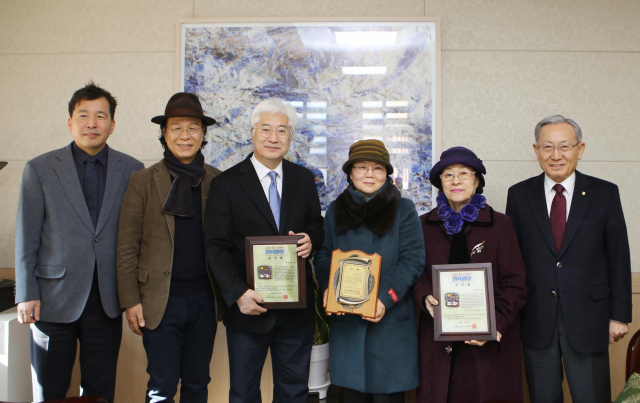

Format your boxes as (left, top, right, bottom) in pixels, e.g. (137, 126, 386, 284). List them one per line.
(204, 154, 324, 333)
(506, 171, 632, 354)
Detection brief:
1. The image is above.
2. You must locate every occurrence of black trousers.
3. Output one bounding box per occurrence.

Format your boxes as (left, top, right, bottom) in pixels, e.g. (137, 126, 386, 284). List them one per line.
(342, 388, 405, 403)
(30, 280, 122, 403)
(226, 310, 314, 403)
(142, 289, 217, 403)
(523, 302, 611, 403)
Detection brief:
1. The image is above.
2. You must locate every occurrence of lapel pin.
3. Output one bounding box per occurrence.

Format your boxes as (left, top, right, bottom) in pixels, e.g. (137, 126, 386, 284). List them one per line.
(471, 241, 485, 256)
(582, 191, 585, 195)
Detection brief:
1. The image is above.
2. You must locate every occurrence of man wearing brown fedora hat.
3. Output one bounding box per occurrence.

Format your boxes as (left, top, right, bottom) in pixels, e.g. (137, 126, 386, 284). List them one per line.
(204, 98, 324, 403)
(116, 92, 225, 403)
(15, 82, 144, 402)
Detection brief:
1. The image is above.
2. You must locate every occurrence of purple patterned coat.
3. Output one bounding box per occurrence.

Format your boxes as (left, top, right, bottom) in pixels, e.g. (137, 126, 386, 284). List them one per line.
(414, 205, 527, 403)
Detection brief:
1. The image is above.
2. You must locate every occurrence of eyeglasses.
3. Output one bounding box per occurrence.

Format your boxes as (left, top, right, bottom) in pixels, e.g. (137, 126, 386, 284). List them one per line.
(255, 126, 291, 139)
(170, 126, 202, 136)
(536, 142, 580, 155)
(439, 170, 476, 182)
(352, 165, 387, 175)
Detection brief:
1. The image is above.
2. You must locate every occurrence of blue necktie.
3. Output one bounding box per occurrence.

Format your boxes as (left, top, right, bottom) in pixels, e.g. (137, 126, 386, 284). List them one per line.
(267, 171, 281, 231)
(83, 157, 99, 228)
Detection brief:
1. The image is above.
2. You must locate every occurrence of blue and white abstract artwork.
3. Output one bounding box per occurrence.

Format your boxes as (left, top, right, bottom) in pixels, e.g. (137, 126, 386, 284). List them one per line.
(180, 21, 438, 211)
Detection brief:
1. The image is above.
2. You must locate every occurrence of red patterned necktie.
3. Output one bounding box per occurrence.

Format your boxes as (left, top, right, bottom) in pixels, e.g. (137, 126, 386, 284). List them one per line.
(550, 184, 566, 253)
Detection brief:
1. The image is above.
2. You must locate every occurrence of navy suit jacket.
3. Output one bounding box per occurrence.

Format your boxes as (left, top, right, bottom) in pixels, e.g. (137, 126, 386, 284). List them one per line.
(506, 170, 632, 353)
(15, 143, 144, 322)
(204, 154, 324, 333)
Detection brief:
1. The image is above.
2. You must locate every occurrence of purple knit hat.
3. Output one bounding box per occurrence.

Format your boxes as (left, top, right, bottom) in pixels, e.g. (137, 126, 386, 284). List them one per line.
(429, 146, 486, 191)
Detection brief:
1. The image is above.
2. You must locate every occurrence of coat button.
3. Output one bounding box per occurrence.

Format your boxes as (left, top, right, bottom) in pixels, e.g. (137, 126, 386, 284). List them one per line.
(551, 291, 557, 297)
(556, 262, 562, 268)
(445, 346, 453, 354)
(94, 238, 98, 243)
(164, 271, 171, 276)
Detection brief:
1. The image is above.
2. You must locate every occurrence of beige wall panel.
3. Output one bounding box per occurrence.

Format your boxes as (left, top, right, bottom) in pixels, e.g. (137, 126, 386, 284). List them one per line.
(0, 0, 193, 55)
(441, 51, 640, 162)
(424, 0, 640, 51)
(478, 161, 541, 214)
(194, 0, 424, 18)
(0, 162, 23, 269)
(0, 52, 175, 162)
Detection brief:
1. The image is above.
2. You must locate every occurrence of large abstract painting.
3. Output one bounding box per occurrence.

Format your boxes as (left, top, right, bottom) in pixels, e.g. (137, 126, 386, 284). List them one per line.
(178, 19, 440, 212)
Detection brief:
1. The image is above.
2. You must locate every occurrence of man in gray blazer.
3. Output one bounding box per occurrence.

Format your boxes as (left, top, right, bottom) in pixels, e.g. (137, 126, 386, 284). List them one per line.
(15, 82, 144, 402)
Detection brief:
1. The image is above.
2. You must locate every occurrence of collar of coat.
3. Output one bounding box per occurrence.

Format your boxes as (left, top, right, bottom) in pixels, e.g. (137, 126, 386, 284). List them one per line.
(334, 179, 401, 235)
(425, 202, 494, 228)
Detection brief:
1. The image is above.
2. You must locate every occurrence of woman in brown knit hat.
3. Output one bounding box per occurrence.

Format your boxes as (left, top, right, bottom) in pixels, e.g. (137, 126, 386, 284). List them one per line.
(314, 139, 426, 402)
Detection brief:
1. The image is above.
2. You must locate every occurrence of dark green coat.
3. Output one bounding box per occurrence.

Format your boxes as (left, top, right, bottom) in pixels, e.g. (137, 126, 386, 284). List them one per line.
(315, 187, 425, 393)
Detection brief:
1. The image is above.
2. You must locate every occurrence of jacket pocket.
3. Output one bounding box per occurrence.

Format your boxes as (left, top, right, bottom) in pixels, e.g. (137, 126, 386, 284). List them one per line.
(590, 283, 609, 300)
(35, 264, 66, 279)
(138, 268, 149, 283)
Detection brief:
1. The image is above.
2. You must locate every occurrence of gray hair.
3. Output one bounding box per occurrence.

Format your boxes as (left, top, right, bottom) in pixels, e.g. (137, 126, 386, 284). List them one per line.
(250, 98, 298, 131)
(534, 115, 583, 143)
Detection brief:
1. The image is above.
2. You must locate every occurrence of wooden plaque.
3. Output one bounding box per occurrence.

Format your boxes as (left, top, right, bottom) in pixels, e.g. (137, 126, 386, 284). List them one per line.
(325, 249, 382, 319)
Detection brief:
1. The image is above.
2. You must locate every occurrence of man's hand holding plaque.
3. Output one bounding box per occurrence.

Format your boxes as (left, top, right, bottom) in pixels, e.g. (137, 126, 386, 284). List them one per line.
(324, 249, 382, 319)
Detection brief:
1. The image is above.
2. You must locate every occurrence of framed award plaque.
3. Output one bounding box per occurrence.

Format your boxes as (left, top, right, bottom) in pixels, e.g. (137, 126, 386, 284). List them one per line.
(245, 236, 306, 309)
(432, 263, 497, 341)
(325, 249, 382, 319)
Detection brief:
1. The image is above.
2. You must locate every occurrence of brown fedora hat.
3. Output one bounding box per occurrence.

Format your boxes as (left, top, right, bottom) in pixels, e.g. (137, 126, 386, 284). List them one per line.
(151, 92, 216, 126)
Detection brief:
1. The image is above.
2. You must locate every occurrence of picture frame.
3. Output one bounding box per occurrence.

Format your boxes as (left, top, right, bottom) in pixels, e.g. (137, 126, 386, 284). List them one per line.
(245, 235, 306, 309)
(176, 17, 441, 213)
(432, 263, 497, 341)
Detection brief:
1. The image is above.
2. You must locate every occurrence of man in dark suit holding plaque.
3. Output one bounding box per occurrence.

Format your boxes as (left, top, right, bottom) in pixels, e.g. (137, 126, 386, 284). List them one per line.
(204, 98, 324, 403)
(506, 115, 631, 402)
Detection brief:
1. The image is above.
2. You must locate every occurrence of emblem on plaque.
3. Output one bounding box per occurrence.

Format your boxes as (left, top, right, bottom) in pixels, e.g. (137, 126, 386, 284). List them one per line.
(444, 292, 460, 307)
(257, 265, 272, 279)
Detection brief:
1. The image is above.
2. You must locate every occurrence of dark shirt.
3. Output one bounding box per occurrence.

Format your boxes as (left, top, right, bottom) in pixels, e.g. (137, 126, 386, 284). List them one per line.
(170, 181, 210, 296)
(71, 142, 108, 221)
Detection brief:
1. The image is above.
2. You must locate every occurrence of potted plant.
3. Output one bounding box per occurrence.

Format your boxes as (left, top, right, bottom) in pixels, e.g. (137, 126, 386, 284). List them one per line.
(308, 285, 330, 398)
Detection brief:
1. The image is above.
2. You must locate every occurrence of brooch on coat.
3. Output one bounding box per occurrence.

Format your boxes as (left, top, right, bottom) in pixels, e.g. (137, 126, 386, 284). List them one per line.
(471, 241, 485, 256)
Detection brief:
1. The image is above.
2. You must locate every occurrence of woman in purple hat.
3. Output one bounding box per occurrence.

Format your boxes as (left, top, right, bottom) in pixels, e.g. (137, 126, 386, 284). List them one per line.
(413, 147, 527, 403)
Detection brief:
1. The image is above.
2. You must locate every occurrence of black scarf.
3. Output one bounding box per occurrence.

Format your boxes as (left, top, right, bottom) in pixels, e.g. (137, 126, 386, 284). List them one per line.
(162, 149, 206, 217)
(334, 179, 401, 235)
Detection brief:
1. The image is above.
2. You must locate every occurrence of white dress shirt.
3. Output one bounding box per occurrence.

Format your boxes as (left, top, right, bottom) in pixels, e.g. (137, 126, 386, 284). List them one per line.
(250, 154, 283, 201)
(544, 171, 576, 222)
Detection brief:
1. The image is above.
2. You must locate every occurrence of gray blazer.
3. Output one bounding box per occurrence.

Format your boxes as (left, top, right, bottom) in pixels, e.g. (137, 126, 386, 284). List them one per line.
(15, 143, 144, 323)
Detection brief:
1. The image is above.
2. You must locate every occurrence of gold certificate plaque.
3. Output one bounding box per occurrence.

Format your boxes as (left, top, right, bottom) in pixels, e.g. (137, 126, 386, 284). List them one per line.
(326, 249, 381, 319)
(432, 263, 497, 341)
(245, 236, 306, 309)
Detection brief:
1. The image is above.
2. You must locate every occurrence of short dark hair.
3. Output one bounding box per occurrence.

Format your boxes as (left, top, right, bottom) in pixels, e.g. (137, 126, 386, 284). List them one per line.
(68, 81, 117, 119)
(158, 121, 208, 150)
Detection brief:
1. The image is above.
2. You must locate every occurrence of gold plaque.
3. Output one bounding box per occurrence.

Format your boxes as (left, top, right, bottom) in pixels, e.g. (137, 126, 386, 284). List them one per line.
(325, 249, 381, 318)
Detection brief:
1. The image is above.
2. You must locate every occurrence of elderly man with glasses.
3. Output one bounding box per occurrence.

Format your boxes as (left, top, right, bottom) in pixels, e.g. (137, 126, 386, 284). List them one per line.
(506, 115, 632, 403)
(204, 98, 324, 403)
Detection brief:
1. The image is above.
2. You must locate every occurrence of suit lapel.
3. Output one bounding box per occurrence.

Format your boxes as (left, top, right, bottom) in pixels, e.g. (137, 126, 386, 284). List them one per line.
(279, 160, 298, 235)
(238, 156, 279, 233)
(95, 147, 124, 234)
(527, 173, 558, 255)
(559, 171, 592, 257)
(153, 161, 175, 243)
(52, 144, 95, 233)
